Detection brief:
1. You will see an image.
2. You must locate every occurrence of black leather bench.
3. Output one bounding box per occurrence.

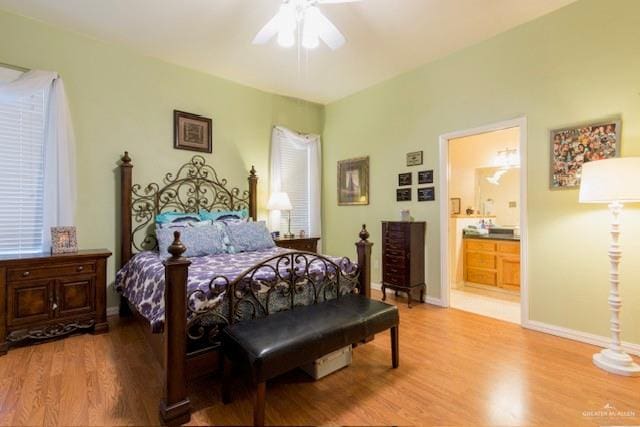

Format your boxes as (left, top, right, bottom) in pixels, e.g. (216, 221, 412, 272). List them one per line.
(221, 293, 400, 426)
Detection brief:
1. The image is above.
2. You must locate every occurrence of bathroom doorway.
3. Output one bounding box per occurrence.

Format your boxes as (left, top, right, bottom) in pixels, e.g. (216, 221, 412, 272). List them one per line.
(438, 118, 527, 324)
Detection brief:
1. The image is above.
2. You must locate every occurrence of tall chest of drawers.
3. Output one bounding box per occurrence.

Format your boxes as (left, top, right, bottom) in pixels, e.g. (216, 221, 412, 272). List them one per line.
(381, 221, 426, 307)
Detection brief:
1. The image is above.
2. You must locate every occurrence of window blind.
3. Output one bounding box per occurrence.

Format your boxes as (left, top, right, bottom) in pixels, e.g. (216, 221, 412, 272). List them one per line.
(0, 70, 46, 254)
(279, 140, 311, 235)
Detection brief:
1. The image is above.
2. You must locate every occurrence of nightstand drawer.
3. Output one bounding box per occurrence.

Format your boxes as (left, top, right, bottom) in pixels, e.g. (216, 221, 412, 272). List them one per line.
(8, 262, 96, 282)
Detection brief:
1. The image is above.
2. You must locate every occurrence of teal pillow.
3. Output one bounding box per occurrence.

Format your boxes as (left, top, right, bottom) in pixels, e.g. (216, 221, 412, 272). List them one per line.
(155, 212, 200, 224)
(199, 209, 249, 222)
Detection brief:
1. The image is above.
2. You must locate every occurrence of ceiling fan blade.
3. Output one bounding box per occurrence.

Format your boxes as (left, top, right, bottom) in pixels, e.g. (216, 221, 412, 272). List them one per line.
(252, 11, 281, 45)
(314, 8, 346, 50)
(317, 0, 362, 4)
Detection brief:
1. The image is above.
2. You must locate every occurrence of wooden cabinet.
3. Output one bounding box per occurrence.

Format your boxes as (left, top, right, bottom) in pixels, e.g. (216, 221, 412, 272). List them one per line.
(274, 237, 320, 253)
(463, 238, 520, 290)
(381, 221, 426, 307)
(0, 250, 111, 355)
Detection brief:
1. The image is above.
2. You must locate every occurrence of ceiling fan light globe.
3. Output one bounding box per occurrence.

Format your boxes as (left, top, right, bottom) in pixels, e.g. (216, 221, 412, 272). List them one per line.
(277, 30, 295, 48)
(279, 3, 297, 31)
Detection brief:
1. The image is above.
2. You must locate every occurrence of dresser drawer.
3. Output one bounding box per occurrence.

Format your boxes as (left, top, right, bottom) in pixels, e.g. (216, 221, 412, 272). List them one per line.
(384, 248, 405, 258)
(466, 268, 497, 286)
(466, 252, 496, 269)
(497, 242, 519, 255)
(383, 272, 406, 286)
(465, 240, 497, 252)
(385, 230, 406, 241)
(8, 262, 96, 282)
(383, 253, 406, 265)
(386, 223, 409, 232)
(384, 240, 406, 251)
(383, 263, 406, 276)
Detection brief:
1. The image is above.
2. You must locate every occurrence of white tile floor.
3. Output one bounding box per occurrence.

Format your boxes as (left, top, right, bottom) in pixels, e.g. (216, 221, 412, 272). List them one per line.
(450, 286, 521, 324)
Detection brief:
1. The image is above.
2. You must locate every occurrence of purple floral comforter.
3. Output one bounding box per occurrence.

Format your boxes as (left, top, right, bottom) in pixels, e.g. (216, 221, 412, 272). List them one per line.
(115, 247, 356, 332)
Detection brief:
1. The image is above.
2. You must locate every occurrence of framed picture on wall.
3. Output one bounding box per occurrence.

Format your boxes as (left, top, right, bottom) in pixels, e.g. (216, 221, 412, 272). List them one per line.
(398, 172, 412, 186)
(450, 197, 461, 214)
(406, 151, 423, 166)
(418, 170, 434, 184)
(396, 188, 412, 202)
(418, 187, 435, 202)
(174, 110, 213, 153)
(337, 156, 370, 205)
(550, 118, 621, 189)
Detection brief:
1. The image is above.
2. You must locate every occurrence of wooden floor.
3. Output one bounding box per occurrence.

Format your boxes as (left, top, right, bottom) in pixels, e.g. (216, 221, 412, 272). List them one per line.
(0, 291, 639, 426)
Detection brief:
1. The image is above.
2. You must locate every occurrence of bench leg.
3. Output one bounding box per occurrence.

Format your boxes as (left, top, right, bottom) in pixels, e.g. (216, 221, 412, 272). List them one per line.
(221, 356, 232, 404)
(391, 325, 399, 368)
(254, 381, 266, 427)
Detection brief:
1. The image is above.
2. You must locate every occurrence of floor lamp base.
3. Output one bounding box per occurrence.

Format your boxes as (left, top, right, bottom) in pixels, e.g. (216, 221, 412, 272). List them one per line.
(593, 349, 640, 376)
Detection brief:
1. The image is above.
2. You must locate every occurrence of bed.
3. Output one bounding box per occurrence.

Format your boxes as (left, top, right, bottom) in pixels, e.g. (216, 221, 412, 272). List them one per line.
(116, 152, 373, 425)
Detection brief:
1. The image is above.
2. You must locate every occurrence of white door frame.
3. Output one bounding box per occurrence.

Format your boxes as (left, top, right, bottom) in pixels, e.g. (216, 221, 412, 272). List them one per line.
(438, 117, 529, 325)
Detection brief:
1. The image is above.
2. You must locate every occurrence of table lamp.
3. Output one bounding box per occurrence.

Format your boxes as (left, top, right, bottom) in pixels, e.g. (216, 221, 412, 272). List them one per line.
(579, 157, 640, 376)
(267, 192, 294, 239)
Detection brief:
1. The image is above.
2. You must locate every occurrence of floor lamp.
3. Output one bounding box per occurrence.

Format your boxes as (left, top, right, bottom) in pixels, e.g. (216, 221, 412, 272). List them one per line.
(579, 157, 640, 376)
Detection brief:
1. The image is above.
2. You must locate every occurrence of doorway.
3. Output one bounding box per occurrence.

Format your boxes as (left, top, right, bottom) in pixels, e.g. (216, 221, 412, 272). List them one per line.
(438, 118, 528, 325)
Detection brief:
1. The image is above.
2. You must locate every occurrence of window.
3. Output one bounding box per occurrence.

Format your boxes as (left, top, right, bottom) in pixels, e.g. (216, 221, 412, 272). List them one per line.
(278, 139, 311, 234)
(270, 126, 321, 237)
(0, 68, 47, 254)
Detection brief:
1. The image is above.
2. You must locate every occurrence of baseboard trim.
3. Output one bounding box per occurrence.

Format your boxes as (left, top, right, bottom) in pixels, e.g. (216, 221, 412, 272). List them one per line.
(425, 296, 445, 307)
(371, 282, 445, 307)
(523, 319, 640, 356)
(106, 306, 119, 317)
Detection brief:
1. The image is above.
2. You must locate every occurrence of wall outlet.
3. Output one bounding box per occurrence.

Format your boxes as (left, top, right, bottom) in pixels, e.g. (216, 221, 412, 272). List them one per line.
(509, 201, 517, 208)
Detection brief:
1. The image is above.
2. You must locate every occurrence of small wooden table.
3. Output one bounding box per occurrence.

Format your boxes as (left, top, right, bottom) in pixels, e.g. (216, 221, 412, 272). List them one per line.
(274, 237, 320, 253)
(0, 249, 112, 355)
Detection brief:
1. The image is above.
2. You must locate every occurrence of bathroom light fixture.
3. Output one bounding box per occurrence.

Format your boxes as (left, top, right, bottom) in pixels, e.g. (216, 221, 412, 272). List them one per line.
(253, 0, 361, 50)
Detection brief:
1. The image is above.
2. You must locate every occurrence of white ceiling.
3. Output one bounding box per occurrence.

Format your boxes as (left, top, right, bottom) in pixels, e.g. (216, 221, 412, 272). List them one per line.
(0, 0, 576, 104)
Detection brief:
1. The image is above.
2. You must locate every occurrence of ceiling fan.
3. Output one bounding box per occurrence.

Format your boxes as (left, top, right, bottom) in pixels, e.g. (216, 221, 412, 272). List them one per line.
(252, 0, 361, 50)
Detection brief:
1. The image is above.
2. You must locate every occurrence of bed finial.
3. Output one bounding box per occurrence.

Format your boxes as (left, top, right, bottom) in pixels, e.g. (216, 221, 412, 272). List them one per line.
(168, 231, 187, 259)
(121, 151, 132, 165)
(359, 224, 370, 241)
(250, 165, 256, 177)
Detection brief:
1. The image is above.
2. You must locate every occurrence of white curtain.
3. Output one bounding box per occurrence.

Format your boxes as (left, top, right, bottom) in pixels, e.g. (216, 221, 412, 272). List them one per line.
(270, 126, 321, 237)
(0, 70, 77, 249)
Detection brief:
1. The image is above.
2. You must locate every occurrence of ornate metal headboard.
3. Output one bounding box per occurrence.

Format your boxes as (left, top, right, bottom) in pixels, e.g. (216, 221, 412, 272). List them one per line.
(118, 152, 258, 266)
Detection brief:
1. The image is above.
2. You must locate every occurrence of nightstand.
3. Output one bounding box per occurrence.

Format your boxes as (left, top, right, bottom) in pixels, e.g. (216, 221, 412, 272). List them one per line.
(274, 237, 320, 253)
(0, 249, 112, 355)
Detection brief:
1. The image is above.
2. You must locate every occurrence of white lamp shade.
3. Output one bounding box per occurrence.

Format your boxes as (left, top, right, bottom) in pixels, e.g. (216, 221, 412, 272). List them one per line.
(267, 192, 293, 211)
(579, 157, 640, 204)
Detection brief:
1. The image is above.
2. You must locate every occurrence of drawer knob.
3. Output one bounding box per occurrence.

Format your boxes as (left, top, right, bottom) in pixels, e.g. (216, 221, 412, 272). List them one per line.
(22, 271, 30, 277)
(77, 266, 84, 272)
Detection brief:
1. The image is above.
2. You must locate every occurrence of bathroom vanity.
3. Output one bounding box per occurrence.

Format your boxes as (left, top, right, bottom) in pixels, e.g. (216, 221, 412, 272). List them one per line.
(463, 234, 520, 291)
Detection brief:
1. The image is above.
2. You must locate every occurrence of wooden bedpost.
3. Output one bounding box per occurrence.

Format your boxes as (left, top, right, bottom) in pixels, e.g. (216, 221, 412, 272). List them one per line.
(356, 224, 373, 299)
(160, 231, 191, 426)
(120, 151, 133, 268)
(248, 166, 258, 221)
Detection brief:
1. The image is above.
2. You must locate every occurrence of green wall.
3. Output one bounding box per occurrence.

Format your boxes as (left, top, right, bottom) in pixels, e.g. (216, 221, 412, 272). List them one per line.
(323, 0, 640, 343)
(0, 10, 324, 309)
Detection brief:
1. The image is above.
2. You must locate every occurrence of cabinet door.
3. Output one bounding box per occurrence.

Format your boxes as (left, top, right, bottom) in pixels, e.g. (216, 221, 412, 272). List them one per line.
(7, 279, 54, 326)
(498, 256, 520, 290)
(56, 276, 95, 317)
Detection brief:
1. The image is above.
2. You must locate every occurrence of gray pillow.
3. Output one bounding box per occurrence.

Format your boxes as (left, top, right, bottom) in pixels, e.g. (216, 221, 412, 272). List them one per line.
(225, 221, 275, 253)
(156, 222, 228, 258)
